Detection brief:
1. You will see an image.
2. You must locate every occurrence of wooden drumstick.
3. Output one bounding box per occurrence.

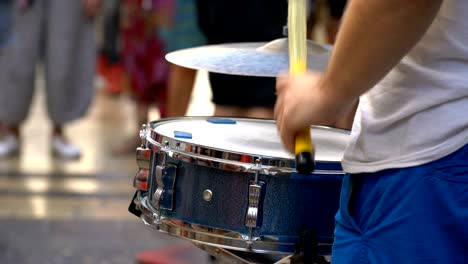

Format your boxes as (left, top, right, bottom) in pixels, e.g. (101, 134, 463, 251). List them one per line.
(288, 0, 315, 174)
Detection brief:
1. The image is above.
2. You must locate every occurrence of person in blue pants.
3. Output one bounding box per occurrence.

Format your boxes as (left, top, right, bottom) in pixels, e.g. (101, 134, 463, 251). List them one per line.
(274, 0, 468, 263)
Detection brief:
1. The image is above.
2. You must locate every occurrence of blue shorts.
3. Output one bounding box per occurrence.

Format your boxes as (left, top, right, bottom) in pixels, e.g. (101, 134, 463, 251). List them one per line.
(332, 144, 468, 263)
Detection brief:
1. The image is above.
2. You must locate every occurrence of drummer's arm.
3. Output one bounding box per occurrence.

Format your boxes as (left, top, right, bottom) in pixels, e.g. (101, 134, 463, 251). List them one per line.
(320, 0, 442, 107)
(333, 100, 358, 130)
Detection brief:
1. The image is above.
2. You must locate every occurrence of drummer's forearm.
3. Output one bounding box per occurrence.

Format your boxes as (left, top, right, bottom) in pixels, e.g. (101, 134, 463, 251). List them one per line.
(320, 0, 442, 103)
(333, 100, 358, 130)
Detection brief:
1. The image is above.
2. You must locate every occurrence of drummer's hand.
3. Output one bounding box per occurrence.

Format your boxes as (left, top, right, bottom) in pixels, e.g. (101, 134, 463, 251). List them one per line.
(274, 72, 354, 153)
(83, 0, 101, 19)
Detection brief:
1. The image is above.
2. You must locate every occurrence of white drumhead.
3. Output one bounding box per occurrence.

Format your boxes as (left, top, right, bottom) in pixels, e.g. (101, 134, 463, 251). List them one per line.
(152, 118, 349, 163)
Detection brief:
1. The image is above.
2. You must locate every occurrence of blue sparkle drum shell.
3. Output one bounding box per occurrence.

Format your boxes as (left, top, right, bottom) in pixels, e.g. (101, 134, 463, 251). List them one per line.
(138, 117, 348, 255)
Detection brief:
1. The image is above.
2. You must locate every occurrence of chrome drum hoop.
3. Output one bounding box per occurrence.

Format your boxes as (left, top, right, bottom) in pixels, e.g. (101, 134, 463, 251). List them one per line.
(135, 191, 332, 255)
(146, 117, 347, 175)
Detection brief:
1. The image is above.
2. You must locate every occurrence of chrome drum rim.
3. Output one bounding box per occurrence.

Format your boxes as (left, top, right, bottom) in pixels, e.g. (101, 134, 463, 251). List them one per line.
(147, 117, 348, 175)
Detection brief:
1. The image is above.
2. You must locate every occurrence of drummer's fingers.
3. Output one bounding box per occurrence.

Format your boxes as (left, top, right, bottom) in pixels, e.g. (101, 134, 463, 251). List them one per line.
(279, 115, 295, 154)
(276, 73, 289, 95)
(274, 93, 284, 121)
(276, 107, 283, 134)
(274, 74, 289, 122)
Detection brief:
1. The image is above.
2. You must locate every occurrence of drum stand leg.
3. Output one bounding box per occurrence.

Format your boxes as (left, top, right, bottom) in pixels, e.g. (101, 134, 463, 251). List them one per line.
(192, 243, 305, 264)
(272, 255, 303, 264)
(193, 243, 254, 264)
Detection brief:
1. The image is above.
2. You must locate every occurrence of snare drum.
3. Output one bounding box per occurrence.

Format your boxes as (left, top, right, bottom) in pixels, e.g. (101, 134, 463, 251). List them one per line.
(131, 117, 349, 256)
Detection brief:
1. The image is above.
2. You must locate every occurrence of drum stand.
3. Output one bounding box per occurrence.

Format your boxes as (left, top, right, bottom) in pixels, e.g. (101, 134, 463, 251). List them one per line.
(194, 243, 330, 264)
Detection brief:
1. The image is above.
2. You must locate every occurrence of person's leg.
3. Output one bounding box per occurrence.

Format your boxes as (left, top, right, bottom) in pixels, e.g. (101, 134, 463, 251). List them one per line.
(101, 0, 121, 64)
(0, 123, 20, 157)
(112, 101, 149, 155)
(244, 107, 274, 119)
(50, 124, 81, 159)
(209, 73, 276, 119)
(332, 145, 468, 263)
(214, 105, 273, 119)
(331, 174, 364, 263)
(100, 0, 123, 95)
(166, 65, 197, 117)
(213, 105, 245, 117)
(0, 0, 43, 157)
(137, 102, 149, 129)
(45, 0, 96, 159)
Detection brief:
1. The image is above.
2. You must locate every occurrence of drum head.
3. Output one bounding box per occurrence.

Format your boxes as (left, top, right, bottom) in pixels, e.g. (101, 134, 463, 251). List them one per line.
(149, 118, 349, 170)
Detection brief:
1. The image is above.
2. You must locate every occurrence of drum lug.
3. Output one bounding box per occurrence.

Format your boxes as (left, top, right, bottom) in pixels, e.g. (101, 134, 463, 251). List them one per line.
(245, 159, 266, 246)
(133, 165, 149, 191)
(245, 181, 265, 229)
(152, 164, 178, 211)
(139, 124, 148, 147)
(133, 124, 151, 191)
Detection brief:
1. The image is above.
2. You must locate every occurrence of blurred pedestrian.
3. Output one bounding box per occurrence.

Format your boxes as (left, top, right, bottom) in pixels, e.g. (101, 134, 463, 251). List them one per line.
(165, 0, 206, 117)
(98, 0, 124, 95)
(197, 0, 288, 118)
(112, 0, 173, 154)
(0, 0, 101, 159)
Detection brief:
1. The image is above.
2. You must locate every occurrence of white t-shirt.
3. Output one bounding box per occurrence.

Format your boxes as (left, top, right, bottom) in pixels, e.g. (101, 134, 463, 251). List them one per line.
(342, 1, 468, 173)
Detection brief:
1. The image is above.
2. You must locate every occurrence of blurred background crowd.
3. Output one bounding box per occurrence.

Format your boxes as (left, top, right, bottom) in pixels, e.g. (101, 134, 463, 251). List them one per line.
(0, 0, 346, 263)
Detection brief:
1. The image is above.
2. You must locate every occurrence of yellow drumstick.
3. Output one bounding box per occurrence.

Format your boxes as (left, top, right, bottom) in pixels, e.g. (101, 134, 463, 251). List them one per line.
(288, 0, 315, 173)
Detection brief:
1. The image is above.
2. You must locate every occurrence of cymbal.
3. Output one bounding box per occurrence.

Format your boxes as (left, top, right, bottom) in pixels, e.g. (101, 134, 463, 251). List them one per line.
(165, 38, 332, 77)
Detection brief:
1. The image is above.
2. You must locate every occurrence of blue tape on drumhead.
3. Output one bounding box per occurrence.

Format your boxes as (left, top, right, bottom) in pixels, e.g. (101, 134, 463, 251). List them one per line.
(207, 118, 237, 124)
(174, 131, 192, 139)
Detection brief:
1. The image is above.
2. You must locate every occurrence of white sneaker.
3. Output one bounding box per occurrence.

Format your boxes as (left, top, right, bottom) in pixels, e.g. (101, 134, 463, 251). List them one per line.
(51, 136, 81, 160)
(0, 134, 19, 158)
